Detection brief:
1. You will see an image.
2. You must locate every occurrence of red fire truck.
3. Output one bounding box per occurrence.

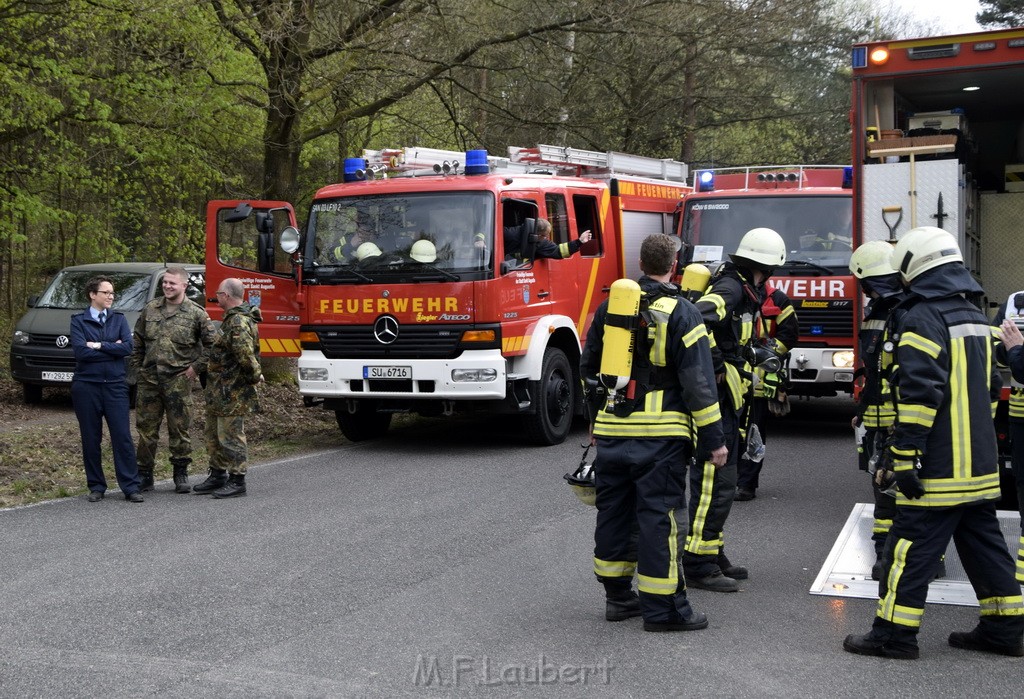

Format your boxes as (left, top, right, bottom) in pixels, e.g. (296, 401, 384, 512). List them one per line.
(203, 145, 690, 444)
(678, 166, 856, 397)
(851, 27, 1024, 508)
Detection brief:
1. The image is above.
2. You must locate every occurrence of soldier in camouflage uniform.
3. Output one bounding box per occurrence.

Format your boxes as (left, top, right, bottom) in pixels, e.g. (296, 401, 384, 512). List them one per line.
(131, 266, 216, 493)
(193, 278, 263, 499)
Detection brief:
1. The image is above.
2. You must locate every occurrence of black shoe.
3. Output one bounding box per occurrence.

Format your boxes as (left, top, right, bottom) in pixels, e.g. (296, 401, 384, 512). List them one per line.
(605, 593, 642, 622)
(643, 612, 709, 632)
(139, 472, 155, 492)
(734, 487, 756, 501)
(172, 469, 190, 494)
(842, 633, 919, 659)
(687, 571, 739, 593)
(192, 468, 228, 494)
(949, 629, 1024, 657)
(212, 474, 246, 499)
(124, 492, 144, 503)
(717, 552, 748, 580)
(87, 491, 104, 503)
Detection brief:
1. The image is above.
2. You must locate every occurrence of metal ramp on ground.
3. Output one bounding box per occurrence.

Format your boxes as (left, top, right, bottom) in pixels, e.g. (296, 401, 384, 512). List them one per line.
(810, 503, 1021, 607)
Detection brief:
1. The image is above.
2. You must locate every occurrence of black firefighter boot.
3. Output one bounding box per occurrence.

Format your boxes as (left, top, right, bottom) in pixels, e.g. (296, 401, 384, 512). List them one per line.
(843, 619, 920, 659)
(601, 578, 641, 622)
(213, 473, 247, 499)
(192, 468, 228, 494)
(139, 469, 155, 493)
(171, 458, 191, 494)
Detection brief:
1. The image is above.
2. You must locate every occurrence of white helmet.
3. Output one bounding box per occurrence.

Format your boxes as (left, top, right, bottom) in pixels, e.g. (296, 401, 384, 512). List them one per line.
(410, 239, 437, 263)
(355, 241, 382, 262)
(731, 227, 786, 271)
(892, 226, 962, 283)
(849, 240, 897, 279)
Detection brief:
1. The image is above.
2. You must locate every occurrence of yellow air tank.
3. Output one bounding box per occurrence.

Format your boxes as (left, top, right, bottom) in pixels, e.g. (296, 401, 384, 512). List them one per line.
(599, 278, 642, 391)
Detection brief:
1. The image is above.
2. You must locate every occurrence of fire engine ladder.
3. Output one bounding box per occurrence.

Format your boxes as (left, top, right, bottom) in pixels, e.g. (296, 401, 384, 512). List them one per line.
(509, 144, 689, 182)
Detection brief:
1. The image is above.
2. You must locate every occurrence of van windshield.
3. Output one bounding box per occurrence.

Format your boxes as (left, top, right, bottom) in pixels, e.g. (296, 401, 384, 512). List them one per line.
(36, 271, 152, 311)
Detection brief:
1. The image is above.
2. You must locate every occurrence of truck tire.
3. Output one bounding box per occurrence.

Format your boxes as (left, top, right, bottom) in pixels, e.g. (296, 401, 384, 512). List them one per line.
(335, 407, 392, 442)
(523, 347, 575, 446)
(23, 383, 43, 405)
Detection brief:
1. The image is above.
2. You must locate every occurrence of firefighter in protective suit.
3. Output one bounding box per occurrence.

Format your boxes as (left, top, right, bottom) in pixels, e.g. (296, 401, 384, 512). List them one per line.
(848, 240, 905, 580)
(844, 227, 1024, 659)
(684, 227, 786, 592)
(996, 296, 1024, 584)
(580, 234, 727, 632)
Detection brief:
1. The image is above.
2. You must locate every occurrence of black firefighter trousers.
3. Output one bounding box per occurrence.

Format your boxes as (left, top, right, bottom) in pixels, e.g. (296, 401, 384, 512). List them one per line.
(593, 437, 698, 624)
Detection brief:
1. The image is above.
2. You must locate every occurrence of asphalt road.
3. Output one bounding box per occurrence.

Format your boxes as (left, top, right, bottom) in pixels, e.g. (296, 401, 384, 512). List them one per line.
(1, 397, 1021, 697)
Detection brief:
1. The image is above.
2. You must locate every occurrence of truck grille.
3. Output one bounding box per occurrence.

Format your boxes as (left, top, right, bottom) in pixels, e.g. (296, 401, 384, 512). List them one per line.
(315, 325, 470, 360)
(797, 306, 854, 338)
(28, 333, 70, 345)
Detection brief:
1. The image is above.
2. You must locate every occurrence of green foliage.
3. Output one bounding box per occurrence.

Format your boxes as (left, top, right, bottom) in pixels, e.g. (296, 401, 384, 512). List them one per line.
(978, 0, 1024, 27)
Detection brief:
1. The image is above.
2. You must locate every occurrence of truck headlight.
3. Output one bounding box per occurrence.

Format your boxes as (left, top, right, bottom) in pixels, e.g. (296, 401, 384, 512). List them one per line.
(299, 367, 329, 381)
(452, 368, 497, 382)
(13, 330, 29, 345)
(832, 351, 854, 369)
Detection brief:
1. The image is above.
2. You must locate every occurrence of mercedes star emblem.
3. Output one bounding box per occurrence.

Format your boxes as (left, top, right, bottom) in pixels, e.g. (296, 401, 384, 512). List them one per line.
(373, 315, 399, 345)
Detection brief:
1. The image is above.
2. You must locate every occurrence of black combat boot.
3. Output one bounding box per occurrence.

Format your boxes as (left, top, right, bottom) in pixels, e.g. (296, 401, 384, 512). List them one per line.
(949, 626, 1024, 657)
(171, 458, 191, 494)
(843, 620, 920, 659)
(192, 468, 227, 494)
(717, 550, 748, 581)
(213, 473, 246, 499)
(601, 577, 641, 621)
(139, 470, 155, 493)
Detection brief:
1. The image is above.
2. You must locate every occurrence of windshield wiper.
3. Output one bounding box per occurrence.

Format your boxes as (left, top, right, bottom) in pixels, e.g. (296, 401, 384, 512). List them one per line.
(781, 258, 832, 275)
(316, 265, 371, 283)
(411, 262, 459, 282)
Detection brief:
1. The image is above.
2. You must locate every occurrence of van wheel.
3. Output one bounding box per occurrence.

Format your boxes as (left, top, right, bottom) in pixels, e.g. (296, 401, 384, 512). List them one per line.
(335, 407, 392, 442)
(23, 384, 43, 404)
(523, 347, 575, 446)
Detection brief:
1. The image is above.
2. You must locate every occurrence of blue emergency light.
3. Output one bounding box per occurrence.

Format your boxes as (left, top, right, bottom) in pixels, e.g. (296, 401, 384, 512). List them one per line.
(842, 166, 853, 189)
(696, 171, 715, 192)
(465, 149, 490, 175)
(343, 157, 368, 182)
(811, 325, 823, 336)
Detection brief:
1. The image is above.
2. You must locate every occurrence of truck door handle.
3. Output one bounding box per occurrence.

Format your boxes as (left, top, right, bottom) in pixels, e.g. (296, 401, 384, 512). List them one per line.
(537, 290, 550, 298)
(601, 286, 611, 293)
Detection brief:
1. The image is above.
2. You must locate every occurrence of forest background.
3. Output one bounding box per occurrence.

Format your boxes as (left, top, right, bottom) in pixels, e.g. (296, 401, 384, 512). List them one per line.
(1, 0, 1020, 331)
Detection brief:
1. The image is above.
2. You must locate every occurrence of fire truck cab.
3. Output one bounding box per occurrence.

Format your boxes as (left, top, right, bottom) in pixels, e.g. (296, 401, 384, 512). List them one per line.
(204, 146, 690, 445)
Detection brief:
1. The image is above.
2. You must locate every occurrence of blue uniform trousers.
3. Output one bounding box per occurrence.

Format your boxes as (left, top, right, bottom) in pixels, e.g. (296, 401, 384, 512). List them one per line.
(72, 379, 140, 495)
(594, 437, 696, 624)
(874, 501, 1024, 646)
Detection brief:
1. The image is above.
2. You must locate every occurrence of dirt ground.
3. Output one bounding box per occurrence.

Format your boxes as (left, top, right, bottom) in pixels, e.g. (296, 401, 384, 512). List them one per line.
(0, 370, 346, 508)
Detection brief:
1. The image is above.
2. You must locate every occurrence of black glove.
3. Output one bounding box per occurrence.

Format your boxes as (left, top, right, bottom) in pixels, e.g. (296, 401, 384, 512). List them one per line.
(894, 468, 925, 499)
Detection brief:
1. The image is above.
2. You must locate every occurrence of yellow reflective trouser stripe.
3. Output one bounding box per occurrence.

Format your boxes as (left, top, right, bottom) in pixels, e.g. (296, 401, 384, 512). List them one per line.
(725, 363, 744, 410)
(872, 518, 892, 535)
(897, 403, 936, 427)
(637, 509, 680, 596)
(690, 401, 721, 428)
(1017, 537, 1024, 582)
(978, 595, 1024, 616)
(594, 558, 637, 578)
(685, 461, 722, 555)
(877, 538, 923, 628)
(900, 331, 941, 359)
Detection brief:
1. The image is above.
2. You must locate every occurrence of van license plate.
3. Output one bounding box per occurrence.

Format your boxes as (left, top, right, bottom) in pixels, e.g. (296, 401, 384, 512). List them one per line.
(364, 366, 411, 379)
(41, 371, 74, 382)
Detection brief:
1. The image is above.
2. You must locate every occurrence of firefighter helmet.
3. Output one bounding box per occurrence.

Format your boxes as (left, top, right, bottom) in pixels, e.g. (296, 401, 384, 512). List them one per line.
(849, 240, 897, 279)
(564, 445, 596, 507)
(892, 226, 962, 283)
(410, 239, 437, 263)
(355, 241, 382, 262)
(730, 227, 787, 271)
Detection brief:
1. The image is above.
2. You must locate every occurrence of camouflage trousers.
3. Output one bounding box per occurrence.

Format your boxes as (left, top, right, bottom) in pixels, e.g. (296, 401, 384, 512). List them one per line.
(205, 411, 248, 475)
(135, 373, 194, 471)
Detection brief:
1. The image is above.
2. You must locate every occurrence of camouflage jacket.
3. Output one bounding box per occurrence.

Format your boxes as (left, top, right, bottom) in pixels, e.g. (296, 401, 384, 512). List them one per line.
(131, 296, 216, 382)
(205, 303, 262, 416)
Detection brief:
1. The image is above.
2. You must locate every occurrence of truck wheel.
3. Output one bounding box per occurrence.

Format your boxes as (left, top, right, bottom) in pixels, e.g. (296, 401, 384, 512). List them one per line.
(23, 384, 43, 404)
(523, 347, 575, 446)
(335, 408, 392, 442)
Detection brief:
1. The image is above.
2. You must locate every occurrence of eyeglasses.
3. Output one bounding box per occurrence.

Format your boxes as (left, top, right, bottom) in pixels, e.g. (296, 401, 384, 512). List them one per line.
(95, 290, 115, 296)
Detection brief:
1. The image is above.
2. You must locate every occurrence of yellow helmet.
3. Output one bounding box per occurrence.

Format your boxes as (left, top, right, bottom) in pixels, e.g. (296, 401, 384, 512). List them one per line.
(563, 446, 596, 507)
(849, 240, 897, 279)
(892, 226, 962, 282)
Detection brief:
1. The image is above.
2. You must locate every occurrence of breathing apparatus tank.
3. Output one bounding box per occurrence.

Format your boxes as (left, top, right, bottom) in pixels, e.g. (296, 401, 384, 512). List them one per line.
(599, 279, 643, 393)
(679, 263, 712, 303)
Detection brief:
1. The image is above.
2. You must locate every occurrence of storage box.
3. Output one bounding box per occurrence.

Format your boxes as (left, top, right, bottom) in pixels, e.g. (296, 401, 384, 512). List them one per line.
(908, 110, 967, 132)
(1005, 164, 1024, 192)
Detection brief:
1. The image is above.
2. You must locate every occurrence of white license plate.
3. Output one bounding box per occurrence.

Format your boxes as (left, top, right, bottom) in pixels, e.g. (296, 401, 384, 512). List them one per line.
(364, 365, 412, 379)
(41, 371, 74, 382)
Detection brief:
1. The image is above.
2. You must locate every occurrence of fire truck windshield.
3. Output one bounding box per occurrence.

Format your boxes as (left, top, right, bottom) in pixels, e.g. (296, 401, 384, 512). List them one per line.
(682, 195, 852, 272)
(305, 191, 495, 281)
